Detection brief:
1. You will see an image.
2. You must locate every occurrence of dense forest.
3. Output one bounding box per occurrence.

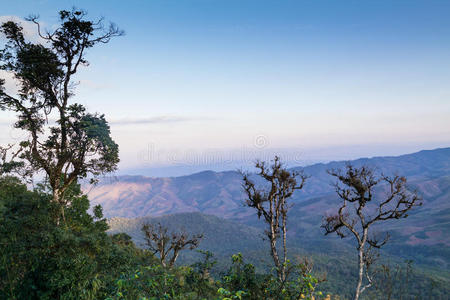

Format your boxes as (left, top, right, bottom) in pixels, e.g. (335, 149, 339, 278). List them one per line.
(0, 9, 449, 300)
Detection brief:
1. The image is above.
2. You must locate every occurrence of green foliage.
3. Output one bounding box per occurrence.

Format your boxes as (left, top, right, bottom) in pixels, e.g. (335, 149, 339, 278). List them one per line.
(107, 250, 219, 299)
(186, 251, 218, 298)
(105, 250, 322, 300)
(0, 178, 149, 299)
(217, 288, 246, 300)
(219, 253, 321, 300)
(220, 253, 265, 299)
(259, 262, 320, 300)
(107, 264, 195, 299)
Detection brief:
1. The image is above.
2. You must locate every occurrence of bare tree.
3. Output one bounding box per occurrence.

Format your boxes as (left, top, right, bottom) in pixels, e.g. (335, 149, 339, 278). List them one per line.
(142, 222, 203, 268)
(321, 165, 422, 300)
(373, 260, 414, 300)
(241, 156, 307, 282)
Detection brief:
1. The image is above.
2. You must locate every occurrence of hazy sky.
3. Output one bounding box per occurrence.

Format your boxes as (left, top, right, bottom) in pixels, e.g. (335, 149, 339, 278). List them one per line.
(1, 0, 450, 175)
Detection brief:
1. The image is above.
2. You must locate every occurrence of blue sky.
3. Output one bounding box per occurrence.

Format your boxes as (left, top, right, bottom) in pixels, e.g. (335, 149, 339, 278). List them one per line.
(1, 0, 450, 175)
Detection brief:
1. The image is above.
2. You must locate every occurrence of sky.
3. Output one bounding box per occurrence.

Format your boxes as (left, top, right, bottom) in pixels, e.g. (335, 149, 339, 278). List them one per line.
(1, 0, 450, 176)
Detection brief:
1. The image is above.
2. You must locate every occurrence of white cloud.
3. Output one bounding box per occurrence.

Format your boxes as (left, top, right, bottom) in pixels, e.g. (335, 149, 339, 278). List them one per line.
(0, 70, 20, 94)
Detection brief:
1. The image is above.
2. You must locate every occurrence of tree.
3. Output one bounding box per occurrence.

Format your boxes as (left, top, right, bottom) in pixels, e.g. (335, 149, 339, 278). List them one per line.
(186, 250, 218, 298)
(220, 253, 265, 300)
(0, 9, 122, 222)
(321, 165, 422, 300)
(371, 260, 414, 300)
(241, 156, 307, 283)
(142, 222, 203, 268)
(0, 178, 149, 299)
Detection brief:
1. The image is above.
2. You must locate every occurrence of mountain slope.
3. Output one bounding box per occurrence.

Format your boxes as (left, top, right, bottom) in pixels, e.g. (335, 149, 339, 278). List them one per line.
(89, 148, 450, 219)
(89, 171, 247, 219)
(108, 212, 450, 299)
(108, 212, 265, 257)
(90, 147, 450, 267)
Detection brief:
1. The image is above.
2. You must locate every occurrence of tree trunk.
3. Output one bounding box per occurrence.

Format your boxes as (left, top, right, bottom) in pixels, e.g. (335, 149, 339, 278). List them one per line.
(354, 246, 364, 300)
(169, 250, 179, 267)
(270, 224, 281, 281)
(52, 188, 60, 203)
(355, 228, 368, 300)
(53, 189, 62, 226)
(160, 242, 167, 267)
(52, 188, 67, 226)
(282, 214, 288, 282)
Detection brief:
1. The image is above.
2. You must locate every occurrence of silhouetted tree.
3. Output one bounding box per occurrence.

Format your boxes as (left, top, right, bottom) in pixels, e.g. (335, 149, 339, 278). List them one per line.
(321, 165, 422, 300)
(241, 156, 307, 282)
(142, 222, 203, 267)
(0, 9, 123, 222)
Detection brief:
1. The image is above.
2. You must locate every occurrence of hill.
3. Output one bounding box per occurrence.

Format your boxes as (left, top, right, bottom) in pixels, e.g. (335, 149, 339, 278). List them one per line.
(90, 148, 450, 269)
(108, 211, 450, 299)
(89, 148, 450, 215)
(108, 212, 266, 263)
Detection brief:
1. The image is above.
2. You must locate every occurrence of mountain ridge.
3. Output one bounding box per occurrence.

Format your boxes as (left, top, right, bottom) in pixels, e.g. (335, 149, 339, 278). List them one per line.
(96, 147, 450, 182)
(87, 147, 450, 217)
(89, 147, 450, 265)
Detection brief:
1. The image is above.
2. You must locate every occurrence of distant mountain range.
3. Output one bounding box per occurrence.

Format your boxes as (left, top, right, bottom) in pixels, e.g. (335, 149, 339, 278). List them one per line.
(91, 147, 450, 270)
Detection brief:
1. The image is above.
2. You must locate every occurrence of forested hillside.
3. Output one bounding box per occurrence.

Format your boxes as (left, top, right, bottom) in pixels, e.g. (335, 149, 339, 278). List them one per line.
(108, 212, 450, 299)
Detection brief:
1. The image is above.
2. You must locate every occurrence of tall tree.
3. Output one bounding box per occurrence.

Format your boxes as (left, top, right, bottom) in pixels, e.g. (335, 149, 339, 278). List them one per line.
(241, 156, 307, 282)
(321, 165, 422, 300)
(0, 9, 122, 222)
